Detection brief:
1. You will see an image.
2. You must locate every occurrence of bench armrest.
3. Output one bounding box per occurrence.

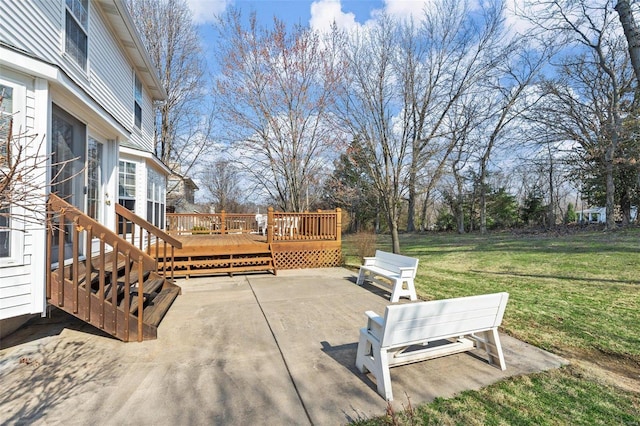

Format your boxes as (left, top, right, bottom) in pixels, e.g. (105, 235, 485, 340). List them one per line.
(398, 266, 416, 278)
(363, 257, 376, 266)
(365, 310, 384, 339)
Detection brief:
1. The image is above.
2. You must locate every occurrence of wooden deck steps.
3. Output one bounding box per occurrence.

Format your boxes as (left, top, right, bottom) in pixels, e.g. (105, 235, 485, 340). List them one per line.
(154, 234, 277, 278)
(50, 252, 181, 341)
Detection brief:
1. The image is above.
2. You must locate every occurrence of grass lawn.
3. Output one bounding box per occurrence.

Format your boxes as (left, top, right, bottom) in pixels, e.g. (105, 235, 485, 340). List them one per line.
(343, 228, 640, 425)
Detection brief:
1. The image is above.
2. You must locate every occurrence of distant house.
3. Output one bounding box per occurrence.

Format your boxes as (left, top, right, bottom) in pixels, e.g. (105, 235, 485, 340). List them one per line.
(575, 206, 638, 223)
(0, 0, 169, 337)
(167, 163, 199, 212)
(575, 207, 607, 223)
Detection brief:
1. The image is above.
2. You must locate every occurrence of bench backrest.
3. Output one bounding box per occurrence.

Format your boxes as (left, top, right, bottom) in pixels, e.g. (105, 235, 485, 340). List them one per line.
(373, 250, 419, 276)
(380, 292, 509, 348)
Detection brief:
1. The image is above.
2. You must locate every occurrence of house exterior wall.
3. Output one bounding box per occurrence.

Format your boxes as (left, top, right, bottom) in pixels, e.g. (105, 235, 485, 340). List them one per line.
(0, 68, 46, 321)
(0, 0, 167, 325)
(0, 0, 159, 151)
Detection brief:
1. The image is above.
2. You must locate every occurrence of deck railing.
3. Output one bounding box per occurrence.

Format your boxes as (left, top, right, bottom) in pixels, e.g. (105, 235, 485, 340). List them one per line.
(166, 208, 342, 243)
(165, 212, 261, 235)
(268, 208, 342, 243)
(115, 204, 183, 282)
(47, 194, 156, 342)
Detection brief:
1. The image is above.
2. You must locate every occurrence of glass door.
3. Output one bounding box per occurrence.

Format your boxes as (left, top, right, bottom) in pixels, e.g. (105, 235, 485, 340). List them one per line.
(51, 104, 86, 261)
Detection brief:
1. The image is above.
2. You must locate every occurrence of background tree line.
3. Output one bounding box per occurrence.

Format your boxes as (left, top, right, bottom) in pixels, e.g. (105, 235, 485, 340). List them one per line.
(126, 0, 640, 253)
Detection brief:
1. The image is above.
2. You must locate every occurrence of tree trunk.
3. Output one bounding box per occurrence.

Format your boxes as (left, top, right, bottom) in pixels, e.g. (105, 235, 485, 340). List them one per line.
(605, 146, 617, 230)
(406, 168, 417, 232)
(616, 0, 640, 87)
(419, 190, 430, 232)
(456, 183, 465, 234)
(390, 217, 401, 254)
(547, 144, 555, 228)
(479, 160, 488, 234)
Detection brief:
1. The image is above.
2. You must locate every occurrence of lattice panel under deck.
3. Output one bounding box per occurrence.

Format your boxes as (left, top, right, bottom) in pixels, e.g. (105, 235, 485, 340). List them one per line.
(274, 248, 342, 269)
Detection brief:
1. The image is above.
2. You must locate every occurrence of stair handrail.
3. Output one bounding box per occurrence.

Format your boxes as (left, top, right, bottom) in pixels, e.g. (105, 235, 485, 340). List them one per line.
(49, 194, 157, 270)
(115, 203, 182, 281)
(47, 193, 156, 341)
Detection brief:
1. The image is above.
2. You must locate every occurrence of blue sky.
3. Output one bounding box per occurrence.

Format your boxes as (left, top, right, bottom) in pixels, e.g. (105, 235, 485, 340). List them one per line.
(186, 0, 442, 73)
(185, 0, 418, 28)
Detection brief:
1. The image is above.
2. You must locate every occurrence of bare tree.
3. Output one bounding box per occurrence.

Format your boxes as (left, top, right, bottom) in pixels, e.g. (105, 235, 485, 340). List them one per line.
(475, 44, 551, 233)
(1, 94, 73, 235)
(445, 97, 484, 234)
(126, 0, 211, 174)
(522, 0, 632, 230)
(399, 0, 511, 232)
(198, 160, 242, 212)
(1, 119, 46, 220)
(337, 15, 410, 253)
(213, 10, 343, 212)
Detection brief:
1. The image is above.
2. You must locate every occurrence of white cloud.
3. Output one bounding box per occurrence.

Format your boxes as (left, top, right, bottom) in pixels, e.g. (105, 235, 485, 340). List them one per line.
(185, 0, 232, 24)
(309, 0, 358, 31)
(310, 0, 442, 33)
(381, 0, 433, 21)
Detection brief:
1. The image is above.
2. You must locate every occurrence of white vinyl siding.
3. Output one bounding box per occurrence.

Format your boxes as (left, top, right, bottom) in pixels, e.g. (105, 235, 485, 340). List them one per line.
(0, 267, 31, 320)
(87, 3, 134, 135)
(0, 1, 60, 69)
(0, 0, 165, 322)
(1, 0, 157, 153)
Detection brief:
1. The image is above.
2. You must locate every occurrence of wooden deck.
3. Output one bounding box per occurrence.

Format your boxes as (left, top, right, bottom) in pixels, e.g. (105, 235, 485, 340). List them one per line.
(154, 234, 276, 278)
(174, 234, 268, 255)
(161, 209, 343, 276)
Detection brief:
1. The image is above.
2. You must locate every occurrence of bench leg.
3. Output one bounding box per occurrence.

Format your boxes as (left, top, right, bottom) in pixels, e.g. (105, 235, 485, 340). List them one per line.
(477, 329, 506, 370)
(356, 268, 366, 285)
(375, 348, 394, 401)
(355, 330, 371, 373)
(390, 279, 417, 303)
(356, 331, 394, 400)
(406, 279, 417, 301)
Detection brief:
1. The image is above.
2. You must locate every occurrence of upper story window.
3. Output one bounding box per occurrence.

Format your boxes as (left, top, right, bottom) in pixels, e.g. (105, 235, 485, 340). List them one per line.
(65, 0, 88, 70)
(134, 74, 142, 129)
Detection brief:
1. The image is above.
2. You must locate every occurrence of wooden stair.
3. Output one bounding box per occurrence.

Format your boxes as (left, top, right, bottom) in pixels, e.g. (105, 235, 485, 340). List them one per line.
(47, 194, 183, 342)
(49, 253, 180, 341)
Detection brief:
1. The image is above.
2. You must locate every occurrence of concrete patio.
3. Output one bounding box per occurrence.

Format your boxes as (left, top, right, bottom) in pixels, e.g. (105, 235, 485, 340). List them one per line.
(0, 268, 566, 425)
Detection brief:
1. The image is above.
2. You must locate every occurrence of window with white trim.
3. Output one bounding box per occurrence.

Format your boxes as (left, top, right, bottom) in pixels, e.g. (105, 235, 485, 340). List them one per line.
(118, 160, 136, 235)
(147, 168, 165, 228)
(65, 0, 88, 70)
(87, 138, 102, 221)
(118, 160, 136, 212)
(0, 84, 14, 259)
(134, 74, 142, 129)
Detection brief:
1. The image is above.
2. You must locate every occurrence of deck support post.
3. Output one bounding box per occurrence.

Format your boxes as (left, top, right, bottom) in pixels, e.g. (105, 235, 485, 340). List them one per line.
(267, 207, 274, 244)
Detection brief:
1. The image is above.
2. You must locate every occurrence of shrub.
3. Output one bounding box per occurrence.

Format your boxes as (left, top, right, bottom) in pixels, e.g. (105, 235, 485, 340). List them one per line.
(352, 231, 377, 260)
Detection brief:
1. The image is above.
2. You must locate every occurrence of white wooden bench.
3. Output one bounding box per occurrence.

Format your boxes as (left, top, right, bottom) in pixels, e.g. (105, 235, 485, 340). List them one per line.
(355, 292, 509, 401)
(356, 250, 419, 302)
